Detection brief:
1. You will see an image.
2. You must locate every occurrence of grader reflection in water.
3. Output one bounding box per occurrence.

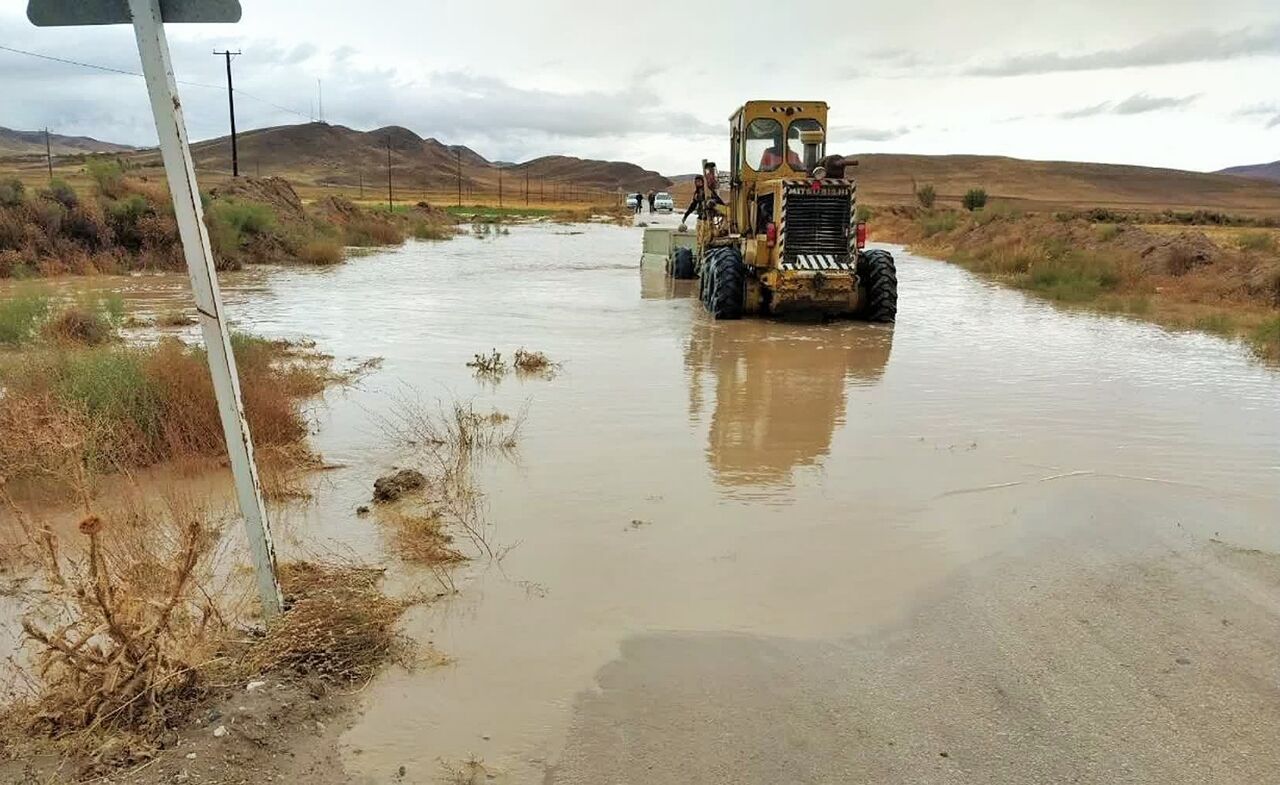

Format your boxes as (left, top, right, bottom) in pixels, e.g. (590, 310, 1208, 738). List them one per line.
(685, 317, 893, 489)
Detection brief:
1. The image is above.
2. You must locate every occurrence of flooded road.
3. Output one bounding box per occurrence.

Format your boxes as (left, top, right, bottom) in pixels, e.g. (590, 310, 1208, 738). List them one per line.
(11, 216, 1280, 782)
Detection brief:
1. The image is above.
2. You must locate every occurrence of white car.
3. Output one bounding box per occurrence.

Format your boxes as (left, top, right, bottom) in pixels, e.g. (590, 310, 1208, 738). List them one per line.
(654, 192, 675, 212)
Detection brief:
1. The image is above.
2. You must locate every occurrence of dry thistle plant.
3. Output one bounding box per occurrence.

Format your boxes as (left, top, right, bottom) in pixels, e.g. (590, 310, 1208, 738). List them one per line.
(0, 485, 244, 769)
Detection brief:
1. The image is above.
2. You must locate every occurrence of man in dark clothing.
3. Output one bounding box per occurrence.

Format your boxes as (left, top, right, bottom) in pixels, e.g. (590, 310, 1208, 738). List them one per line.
(647, 189, 656, 214)
(633, 193, 643, 214)
(679, 175, 724, 228)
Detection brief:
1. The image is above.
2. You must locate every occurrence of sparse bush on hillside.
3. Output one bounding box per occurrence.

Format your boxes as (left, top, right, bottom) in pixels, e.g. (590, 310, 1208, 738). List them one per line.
(920, 210, 959, 237)
(854, 204, 875, 222)
(86, 157, 127, 198)
(963, 188, 988, 211)
(915, 183, 937, 209)
(0, 178, 24, 207)
(43, 179, 79, 209)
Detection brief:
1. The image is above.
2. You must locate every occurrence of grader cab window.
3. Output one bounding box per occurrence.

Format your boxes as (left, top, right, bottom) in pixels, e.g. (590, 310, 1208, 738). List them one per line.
(788, 119, 824, 171)
(745, 118, 784, 172)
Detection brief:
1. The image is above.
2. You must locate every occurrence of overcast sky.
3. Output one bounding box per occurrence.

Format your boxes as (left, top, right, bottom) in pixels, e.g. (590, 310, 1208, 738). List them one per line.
(2, 0, 1278, 174)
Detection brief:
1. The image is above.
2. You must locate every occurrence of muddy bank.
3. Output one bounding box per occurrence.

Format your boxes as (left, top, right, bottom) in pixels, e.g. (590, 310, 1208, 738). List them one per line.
(872, 205, 1280, 359)
(0, 168, 458, 278)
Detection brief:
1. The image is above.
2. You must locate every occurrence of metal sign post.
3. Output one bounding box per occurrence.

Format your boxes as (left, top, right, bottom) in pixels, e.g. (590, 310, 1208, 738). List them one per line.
(28, 0, 283, 619)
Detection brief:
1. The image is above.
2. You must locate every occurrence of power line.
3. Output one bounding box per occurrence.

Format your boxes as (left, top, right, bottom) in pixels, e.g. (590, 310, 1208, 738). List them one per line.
(0, 43, 310, 119)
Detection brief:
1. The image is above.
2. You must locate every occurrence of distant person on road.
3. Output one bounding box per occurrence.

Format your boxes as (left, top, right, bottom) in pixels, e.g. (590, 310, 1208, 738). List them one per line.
(647, 189, 656, 214)
(633, 193, 644, 214)
(679, 175, 724, 230)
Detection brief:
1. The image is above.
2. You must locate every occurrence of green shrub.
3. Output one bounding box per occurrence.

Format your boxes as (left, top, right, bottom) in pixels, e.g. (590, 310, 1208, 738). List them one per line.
(919, 211, 960, 237)
(1237, 231, 1277, 253)
(43, 179, 79, 209)
(854, 204, 875, 222)
(0, 178, 25, 207)
(1021, 251, 1120, 302)
(0, 289, 51, 345)
(1251, 317, 1280, 360)
(915, 184, 936, 209)
(1194, 313, 1236, 336)
(205, 199, 276, 259)
(410, 220, 453, 240)
(1096, 224, 1122, 242)
(963, 188, 988, 211)
(86, 158, 126, 198)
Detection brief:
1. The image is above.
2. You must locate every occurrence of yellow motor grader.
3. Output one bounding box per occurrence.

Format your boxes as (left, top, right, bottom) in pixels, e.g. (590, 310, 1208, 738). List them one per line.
(671, 100, 897, 321)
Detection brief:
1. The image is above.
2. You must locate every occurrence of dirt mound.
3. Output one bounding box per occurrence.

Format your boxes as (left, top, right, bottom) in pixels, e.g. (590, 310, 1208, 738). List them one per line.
(209, 177, 306, 222)
(314, 195, 362, 224)
(1113, 229, 1220, 275)
(373, 468, 426, 502)
(412, 200, 458, 223)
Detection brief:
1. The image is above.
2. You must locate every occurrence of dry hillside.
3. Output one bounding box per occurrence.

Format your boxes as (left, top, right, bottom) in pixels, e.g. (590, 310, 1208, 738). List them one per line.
(665, 154, 1280, 216)
(1216, 160, 1280, 185)
(127, 122, 669, 194)
(0, 126, 134, 157)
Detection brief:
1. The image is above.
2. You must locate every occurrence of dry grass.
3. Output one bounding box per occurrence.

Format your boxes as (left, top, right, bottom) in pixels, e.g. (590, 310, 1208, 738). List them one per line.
(380, 510, 466, 568)
(242, 561, 409, 684)
(297, 239, 343, 265)
(0, 334, 331, 497)
(155, 309, 195, 327)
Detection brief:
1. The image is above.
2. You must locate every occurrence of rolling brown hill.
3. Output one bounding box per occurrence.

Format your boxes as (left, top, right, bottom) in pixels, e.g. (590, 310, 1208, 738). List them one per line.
(129, 122, 669, 195)
(1215, 160, 1280, 184)
(0, 126, 134, 157)
(671, 154, 1280, 215)
(849, 154, 1280, 214)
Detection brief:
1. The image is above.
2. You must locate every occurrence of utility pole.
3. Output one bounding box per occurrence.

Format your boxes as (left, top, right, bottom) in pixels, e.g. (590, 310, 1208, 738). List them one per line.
(358, 170, 363, 199)
(44, 127, 53, 181)
(213, 49, 240, 176)
(317, 79, 323, 123)
(456, 149, 462, 207)
(386, 135, 393, 211)
(525, 168, 529, 205)
(498, 165, 503, 209)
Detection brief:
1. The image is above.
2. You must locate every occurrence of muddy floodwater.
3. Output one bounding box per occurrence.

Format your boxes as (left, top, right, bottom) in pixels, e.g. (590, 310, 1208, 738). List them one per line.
(11, 216, 1280, 782)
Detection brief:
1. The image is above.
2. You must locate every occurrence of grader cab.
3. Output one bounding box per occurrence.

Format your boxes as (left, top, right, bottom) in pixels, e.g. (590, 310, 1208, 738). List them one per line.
(671, 100, 897, 321)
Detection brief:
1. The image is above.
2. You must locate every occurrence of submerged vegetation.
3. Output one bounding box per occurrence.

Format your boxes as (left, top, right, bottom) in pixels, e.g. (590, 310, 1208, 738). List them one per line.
(875, 205, 1280, 360)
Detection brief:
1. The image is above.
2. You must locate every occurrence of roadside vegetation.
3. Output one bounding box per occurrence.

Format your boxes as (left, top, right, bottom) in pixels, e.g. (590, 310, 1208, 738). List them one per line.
(874, 202, 1280, 360)
(0, 292, 333, 498)
(0, 162, 459, 279)
(0, 295, 435, 777)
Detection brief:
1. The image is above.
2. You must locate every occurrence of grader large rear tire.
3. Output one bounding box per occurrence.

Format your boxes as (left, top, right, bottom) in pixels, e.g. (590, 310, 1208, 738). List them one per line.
(671, 247, 695, 279)
(706, 247, 745, 320)
(857, 249, 898, 323)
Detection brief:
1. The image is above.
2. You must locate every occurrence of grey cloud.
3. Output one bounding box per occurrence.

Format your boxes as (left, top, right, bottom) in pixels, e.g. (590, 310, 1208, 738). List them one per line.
(828, 125, 912, 143)
(1234, 102, 1280, 128)
(968, 24, 1280, 76)
(1057, 93, 1197, 119)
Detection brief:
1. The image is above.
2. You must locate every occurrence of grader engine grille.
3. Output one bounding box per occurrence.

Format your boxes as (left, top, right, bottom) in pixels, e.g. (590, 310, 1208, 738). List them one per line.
(780, 181, 854, 270)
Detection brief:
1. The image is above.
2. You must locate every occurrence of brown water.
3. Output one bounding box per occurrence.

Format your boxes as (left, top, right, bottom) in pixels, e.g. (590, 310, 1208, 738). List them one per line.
(6, 216, 1280, 781)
